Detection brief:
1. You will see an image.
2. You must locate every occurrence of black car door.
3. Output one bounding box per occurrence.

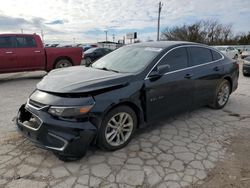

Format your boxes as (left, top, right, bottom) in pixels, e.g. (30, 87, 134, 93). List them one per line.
(144, 47, 195, 121)
(188, 47, 224, 107)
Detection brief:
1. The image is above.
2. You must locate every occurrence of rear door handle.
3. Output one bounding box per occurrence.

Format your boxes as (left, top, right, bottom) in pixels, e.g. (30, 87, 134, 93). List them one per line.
(5, 51, 13, 54)
(184, 73, 193, 79)
(34, 50, 41, 53)
(213, 66, 220, 71)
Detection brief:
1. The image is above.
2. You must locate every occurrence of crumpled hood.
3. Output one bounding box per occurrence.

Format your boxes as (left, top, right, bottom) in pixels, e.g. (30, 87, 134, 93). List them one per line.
(37, 66, 133, 93)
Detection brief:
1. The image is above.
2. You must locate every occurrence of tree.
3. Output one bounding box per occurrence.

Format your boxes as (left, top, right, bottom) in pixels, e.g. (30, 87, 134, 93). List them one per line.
(160, 19, 245, 45)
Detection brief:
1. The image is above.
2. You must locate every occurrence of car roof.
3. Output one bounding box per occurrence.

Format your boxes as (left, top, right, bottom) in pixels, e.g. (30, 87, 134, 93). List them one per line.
(129, 41, 200, 49)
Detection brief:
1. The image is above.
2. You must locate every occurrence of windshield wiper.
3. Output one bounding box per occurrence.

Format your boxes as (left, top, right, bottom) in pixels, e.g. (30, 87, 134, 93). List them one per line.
(97, 67, 120, 73)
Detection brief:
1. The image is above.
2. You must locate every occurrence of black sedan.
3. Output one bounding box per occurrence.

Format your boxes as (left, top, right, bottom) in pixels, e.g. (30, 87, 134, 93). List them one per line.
(243, 56, 250, 76)
(82, 47, 113, 66)
(16, 41, 239, 161)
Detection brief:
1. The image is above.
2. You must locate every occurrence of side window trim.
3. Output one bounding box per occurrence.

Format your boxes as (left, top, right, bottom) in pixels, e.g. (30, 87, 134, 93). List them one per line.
(211, 49, 223, 61)
(145, 45, 224, 80)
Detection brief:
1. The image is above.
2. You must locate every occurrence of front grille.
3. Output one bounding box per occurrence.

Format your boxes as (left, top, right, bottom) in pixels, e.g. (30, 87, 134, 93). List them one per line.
(28, 99, 47, 109)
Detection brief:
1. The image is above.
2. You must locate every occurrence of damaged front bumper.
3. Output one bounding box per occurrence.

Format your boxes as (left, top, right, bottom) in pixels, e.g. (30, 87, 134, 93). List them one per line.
(16, 103, 97, 158)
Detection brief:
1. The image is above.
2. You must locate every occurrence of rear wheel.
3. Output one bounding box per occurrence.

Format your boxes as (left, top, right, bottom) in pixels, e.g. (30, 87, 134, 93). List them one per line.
(55, 59, 72, 69)
(209, 80, 231, 109)
(98, 106, 137, 151)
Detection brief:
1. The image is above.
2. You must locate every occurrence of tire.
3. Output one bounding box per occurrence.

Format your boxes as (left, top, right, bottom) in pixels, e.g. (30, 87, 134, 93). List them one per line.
(98, 106, 137, 151)
(55, 59, 72, 69)
(243, 72, 249, 77)
(53, 152, 81, 162)
(209, 80, 231, 109)
(85, 57, 92, 67)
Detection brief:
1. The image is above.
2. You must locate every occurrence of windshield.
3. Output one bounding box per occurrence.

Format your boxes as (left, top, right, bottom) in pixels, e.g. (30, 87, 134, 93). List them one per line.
(92, 46, 162, 73)
(85, 47, 98, 53)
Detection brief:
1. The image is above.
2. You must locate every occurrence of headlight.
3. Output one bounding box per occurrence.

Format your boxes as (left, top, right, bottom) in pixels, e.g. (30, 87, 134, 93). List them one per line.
(48, 105, 93, 117)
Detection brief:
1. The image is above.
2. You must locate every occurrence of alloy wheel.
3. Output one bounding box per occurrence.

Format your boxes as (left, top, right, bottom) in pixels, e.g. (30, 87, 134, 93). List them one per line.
(217, 83, 230, 106)
(105, 112, 134, 146)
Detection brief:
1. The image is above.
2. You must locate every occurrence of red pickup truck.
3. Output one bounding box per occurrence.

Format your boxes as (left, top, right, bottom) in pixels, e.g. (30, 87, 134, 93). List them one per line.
(0, 34, 82, 73)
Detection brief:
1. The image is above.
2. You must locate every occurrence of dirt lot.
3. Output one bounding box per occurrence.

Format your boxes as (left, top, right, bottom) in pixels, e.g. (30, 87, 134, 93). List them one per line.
(0, 62, 249, 188)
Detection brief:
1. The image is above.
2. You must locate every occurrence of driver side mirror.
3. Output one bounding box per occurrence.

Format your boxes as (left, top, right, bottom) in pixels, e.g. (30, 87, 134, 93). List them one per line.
(148, 64, 170, 79)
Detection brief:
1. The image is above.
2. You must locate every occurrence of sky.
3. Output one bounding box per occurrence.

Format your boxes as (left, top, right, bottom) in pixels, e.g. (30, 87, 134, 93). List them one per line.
(0, 0, 249, 44)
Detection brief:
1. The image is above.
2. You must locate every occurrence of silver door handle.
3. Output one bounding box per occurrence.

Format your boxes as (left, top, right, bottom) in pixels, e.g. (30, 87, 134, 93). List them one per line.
(34, 50, 41, 53)
(5, 51, 13, 54)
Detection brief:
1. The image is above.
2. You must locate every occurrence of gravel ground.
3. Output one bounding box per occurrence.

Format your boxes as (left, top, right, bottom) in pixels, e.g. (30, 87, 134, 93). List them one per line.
(0, 62, 249, 188)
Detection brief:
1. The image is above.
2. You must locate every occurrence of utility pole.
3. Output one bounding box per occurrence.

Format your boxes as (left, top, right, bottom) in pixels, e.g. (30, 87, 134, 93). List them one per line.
(104, 30, 108, 42)
(41, 29, 44, 43)
(21, 29, 23, 34)
(112, 34, 115, 42)
(157, 2, 163, 41)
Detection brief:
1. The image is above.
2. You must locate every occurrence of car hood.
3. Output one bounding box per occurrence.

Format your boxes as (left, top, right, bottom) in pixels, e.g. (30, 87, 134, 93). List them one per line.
(37, 66, 133, 93)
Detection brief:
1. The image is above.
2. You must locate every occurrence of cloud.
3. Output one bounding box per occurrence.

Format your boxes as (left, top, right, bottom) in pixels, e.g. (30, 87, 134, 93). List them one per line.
(0, 0, 249, 43)
(0, 15, 29, 29)
(46, 19, 65, 25)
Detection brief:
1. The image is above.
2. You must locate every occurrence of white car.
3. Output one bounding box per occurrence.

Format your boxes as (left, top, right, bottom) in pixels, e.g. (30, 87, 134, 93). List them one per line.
(214, 46, 239, 59)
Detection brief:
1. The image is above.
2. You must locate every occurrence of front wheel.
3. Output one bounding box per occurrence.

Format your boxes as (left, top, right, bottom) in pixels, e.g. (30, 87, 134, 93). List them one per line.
(98, 106, 137, 151)
(209, 80, 231, 109)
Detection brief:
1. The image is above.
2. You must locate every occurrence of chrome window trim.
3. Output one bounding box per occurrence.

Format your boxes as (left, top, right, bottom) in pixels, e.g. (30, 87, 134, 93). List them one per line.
(45, 133, 68, 152)
(145, 45, 224, 80)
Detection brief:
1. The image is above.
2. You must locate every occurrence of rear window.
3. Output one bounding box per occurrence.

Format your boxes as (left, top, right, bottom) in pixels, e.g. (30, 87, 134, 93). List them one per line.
(189, 47, 213, 66)
(211, 50, 222, 61)
(0, 36, 13, 48)
(15, 36, 37, 48)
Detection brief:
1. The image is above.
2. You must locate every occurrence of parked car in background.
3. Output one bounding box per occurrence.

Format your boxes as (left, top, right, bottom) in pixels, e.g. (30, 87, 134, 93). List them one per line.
(45, 44, 60, 48)
(243, 56, 250, 76)
(78, 44, 97, 52)
(16, 41, 239, 161)
(241, 49, 250, 59)
(214, 46, 239, 59)
(82, 47, 113, 66)
(0, 34, 82, 73)
(57, 44, 73, 48)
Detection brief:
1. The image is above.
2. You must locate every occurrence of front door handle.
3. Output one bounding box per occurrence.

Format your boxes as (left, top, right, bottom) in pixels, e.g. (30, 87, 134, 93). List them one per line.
(184, 73, 193, 79)
(34, 50, 41, 53)
(213, 66, 220, 71)
(5, 51, 13, 54)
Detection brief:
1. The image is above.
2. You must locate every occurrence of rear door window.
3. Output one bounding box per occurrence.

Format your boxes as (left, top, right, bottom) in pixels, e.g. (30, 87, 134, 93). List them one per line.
(211, 50, 222, 61)
(0, 36, 13, 48)
(15, 36, 37, 48)
(158, 47, 188, 72)
(189, 47, 213, 66)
